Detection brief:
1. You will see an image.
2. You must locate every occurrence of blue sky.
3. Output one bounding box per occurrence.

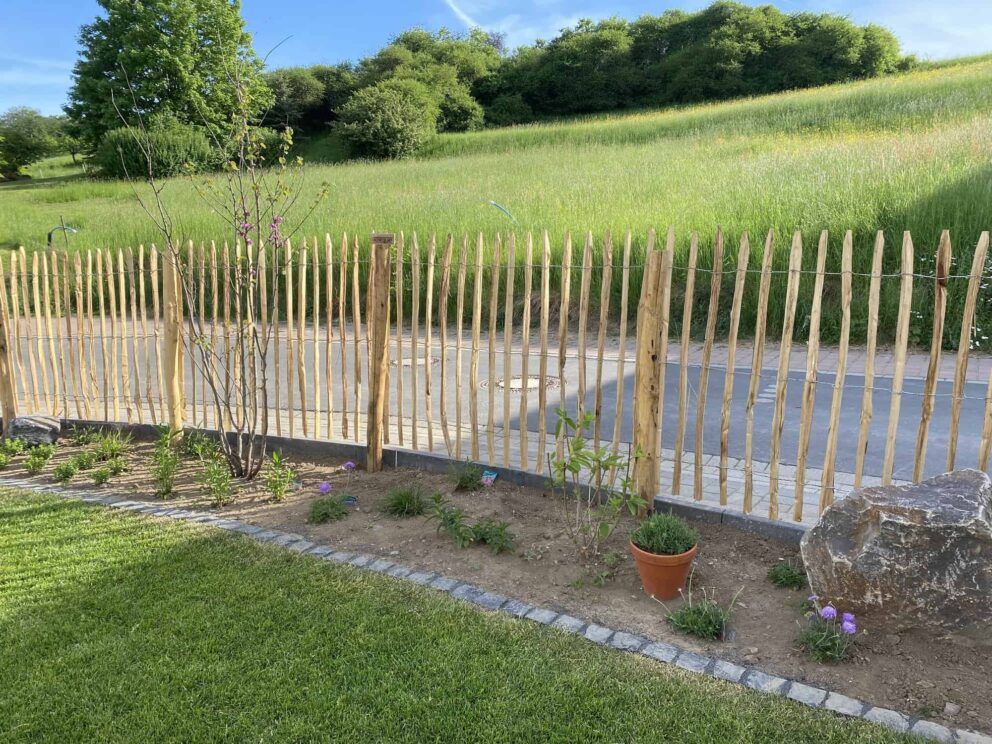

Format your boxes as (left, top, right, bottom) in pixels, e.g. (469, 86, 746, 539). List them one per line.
(3, 0, 991, 115)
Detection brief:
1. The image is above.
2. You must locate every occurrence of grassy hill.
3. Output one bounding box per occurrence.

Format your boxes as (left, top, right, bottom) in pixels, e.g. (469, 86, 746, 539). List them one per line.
(1, 55, 990, 342)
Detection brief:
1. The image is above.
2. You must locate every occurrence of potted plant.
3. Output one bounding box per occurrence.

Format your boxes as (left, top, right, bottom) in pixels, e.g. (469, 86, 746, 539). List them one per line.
(629, 512, 699, 600)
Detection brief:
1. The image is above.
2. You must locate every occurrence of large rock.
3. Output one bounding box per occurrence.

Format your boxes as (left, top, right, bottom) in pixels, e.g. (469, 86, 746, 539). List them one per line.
(801, 469, 992, 630)
(8, 415, 61, 446)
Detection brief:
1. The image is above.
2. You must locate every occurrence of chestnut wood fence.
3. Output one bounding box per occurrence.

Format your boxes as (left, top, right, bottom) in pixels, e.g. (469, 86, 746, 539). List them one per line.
(0, 227, 989, 523)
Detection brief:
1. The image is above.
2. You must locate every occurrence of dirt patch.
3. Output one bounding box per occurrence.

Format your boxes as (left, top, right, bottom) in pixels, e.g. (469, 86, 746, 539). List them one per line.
(18, 439, 992, 731)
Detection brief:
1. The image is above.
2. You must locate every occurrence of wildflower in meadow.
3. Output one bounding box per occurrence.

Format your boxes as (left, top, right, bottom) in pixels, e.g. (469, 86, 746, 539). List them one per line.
(820, 606, 837, 620)
(318, 482, 332, 495)
(841, 620, 857, 635)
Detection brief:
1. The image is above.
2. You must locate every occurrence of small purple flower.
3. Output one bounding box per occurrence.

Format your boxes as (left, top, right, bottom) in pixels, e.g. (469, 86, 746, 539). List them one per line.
(807, 595, 818, 603)
(318, 481, 332, 495)
(842, 612, 856, 624)
(820, 606, 837, 621)
(841, 620, 857, 635)
(342, 461, 356, 471)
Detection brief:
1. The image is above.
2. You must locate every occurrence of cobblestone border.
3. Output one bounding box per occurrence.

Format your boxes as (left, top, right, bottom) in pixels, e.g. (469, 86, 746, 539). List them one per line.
(6, 478, 987, 744)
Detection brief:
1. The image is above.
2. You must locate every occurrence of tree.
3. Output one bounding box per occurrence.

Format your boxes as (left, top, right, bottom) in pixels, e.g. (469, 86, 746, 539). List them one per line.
(338, 79, 438, 159)
(0, 107, 57, 179)
(65, 0, 272, 148)
(265, 67, 326, 130)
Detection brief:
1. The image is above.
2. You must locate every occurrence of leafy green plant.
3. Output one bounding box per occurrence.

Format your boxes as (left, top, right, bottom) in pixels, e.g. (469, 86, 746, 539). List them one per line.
(383, 485, 427, 517)
(449, 460, 483, 491)
(69, 451, 98, 471)
(0, 452, 9, 470)
(427, 494, 475, 548)
(471, 518, 515, 555)
(91, 467, 112, 485)
(23, 444, 56, 474)
(68, 426, 100, 446)
(799, 604, 858, 663)
(0, 438, 25, 457)
(95, 431, 132, 462)
(767, 561, 806, 590)
(106, 458, 128, 476)
(52, 461, 78, 483)
(630, 512, 698, 557)
(200, 457, 234, 507)
(152, 430, 181, 497)
(264, 451, 296, 502)
(548, 408, 646, 558)
(178, 430, 218, 461)
(664, 582, 740, 641)
(308, 496, 349, 524)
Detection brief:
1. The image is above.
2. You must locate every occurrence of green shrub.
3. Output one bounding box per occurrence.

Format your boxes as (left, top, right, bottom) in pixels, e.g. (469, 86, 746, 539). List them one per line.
(0, 438, 25, 456)
(152, 429, 181, 497)
(68, 451, 97, 471)
(485, 94, 534, 127)
(52, 461, 78, 483)
(427, 494, 474, 548)
(338, 79, 438, 159)
(264, 451, 296, 502)
(308, 496, 349, 524)
(383, 485, 427, 517)
(471, 518, 515, 555)
(68, 426, 100, 446)
(449, 460, 483, 491)
(666, 595, 732, 641)
(200, 457, 234, 507)
(767, 561, 806, 590)
(178, 430, 218, 461)
(95, 121, 215, 179)
(23, 444, 55, 474)
(91, 468, 112, 485)
(631, 512, 698, 556)
(106, 457, 128, 476)
(95, 431, 131, 461)
(0, 452, 9, 470)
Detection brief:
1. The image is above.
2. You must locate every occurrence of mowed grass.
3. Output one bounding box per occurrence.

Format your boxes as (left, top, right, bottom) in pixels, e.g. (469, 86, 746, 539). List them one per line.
(0, 490, 910, 743)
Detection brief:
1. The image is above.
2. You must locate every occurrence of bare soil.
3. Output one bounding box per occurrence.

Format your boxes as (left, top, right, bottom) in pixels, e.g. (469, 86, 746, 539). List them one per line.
(21, 439, 992, 731)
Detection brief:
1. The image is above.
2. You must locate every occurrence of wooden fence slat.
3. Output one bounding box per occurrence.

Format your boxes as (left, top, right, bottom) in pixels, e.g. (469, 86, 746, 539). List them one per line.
(326, 234, 335, 440)
(768, 232, 803, 520)
(502, 233, 516, 467)
(392, 233, 403, 445)
(673, 232, 698, 495)
(42, 253, 59, 415)
(609, 230, 632, 464)
(338, 234, 349, 440)
(819, 231, 853, 512)
(96, 250, 111, 420)
(656, 228, 675, 492)
(19, 248, 40, 412)
(284, 241, 295, 438)
(258, 248, 270, 434)
(74, 252, 92, 419)
(312, 240, 321, 438)
(7, 253, 22, 410)
(411, 233, 421, 450)
(50, 252, 68, 417)
(913, 230, 952, 482)
(693, 228, 723, 501)
(519, 233, 533, 471)
(439, 234, 454, 455)
(424, 234, 436, 452)
(854, 232, 885, 488)
(576, 232, 593, 427)
(151, 247, 165, 424)
(537, 231, 551, 468)
(470, 233, 483, 460)
(744, 231, 775, 513)
(297, 244, 309, 437)
(487, 234, 502, 464)
(455, 235, 467, 459)
(593, 232, 613, 451)
(948, 232, 988, 470)
(34, 252, 53, 414)
(0, 259, 16, 428)
(720, 233, 750, 505)
(196, 243, 206, 426)
(632, 239, 664, 512)
(794, 231, 828, 520)
(555, 233, 572, 458)
(125, 247, 142, 424)
(116, 249, 130, 422)
(352, 236, 363, 441)
(882, 232, 915, 484)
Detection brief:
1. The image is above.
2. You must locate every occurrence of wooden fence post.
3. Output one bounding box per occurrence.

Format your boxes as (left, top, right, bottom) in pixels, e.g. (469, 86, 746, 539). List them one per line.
(162, 244, 184, 434)
(367, 233, 393, 472)
(0, 285, 17, 433)
(632, 245, 664, 516)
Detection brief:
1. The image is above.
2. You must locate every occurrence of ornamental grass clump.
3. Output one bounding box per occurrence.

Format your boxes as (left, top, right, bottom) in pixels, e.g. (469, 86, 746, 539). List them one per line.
(383, 484, 427, 517)
(309, 495, 349, 524)
(799, 600, 858, 662)
(630, 512, 698, 556)
(662, 581, 741, 641)
(767, 561, 806, 590)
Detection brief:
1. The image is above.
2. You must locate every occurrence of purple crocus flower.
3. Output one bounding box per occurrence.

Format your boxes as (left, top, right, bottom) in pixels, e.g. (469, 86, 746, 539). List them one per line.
(842, 612, 856, 624)
(820, 606, 837, 621)
(318, 481, 332, 495)
(841, 620, 857, 635)
(342, 461, 356, 471)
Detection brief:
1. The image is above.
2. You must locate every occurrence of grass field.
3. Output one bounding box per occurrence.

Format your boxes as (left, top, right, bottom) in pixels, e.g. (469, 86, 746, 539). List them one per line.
(0, 57, 990, 342)
(0, 489, 911, 742)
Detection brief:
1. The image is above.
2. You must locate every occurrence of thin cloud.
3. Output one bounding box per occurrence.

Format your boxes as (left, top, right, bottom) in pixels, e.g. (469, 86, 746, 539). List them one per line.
(442, 0, 481, 29)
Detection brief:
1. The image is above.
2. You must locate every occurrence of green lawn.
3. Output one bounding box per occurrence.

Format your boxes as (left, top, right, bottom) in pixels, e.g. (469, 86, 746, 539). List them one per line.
(0, 490, 910, 743)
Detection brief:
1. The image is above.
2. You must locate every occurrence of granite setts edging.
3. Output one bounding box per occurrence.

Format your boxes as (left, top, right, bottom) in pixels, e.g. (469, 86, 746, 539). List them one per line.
(6, 478, 986, 744)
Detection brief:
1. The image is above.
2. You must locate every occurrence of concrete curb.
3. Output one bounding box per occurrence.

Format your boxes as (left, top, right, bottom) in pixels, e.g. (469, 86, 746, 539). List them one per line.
(4, 477, 985, 743)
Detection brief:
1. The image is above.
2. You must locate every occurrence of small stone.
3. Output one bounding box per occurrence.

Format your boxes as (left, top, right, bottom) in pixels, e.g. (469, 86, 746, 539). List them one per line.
(349, 554, 372, 567)
(955, 729, 992, 744)
(909, 720, 954, 743)
(609, 632, 647, 652)
(500, 599, 532, 618)
(710, 660, 746, 683)
(863, 707, 910, 732)
(309, 545, 333, 557)
(674, 652, 710, 674)
(641, 642, 679, 663)
(743, 670, 788, 695)
(472, 592, 508, 611)
(944, 702, 961, 717)
(583, 624, 614, 645)
(406, 570, 436, 585)
(428, 576, 459, 592)
(386, 565, 412, 579)
(287, 540, 315, 553)
(551, 614, 585, 633)
(786, 682, 827, 707)
(525, 608, 559, 625)
(885, 634, 901, 645)
(451, 584, 483, 602)
(368, 558, 395, 573)
(823, 692, 865, 717)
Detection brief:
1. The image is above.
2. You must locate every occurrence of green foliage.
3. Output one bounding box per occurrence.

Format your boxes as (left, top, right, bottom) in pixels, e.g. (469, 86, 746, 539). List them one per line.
(95, 431, 131, 462)
(799, 615, 853, 663)
(631, 512, 699, 557)
(338, 79, 438, 159)
(52, 462, 78, 483)
(178, 430, 218, 461)
(427, 494, 475, 548)
(106, 458, 128, 476)
(0, 438, 25, 457)
(68, 451, 97, 471)
(95, 121, 215, 179)
(66, 0, 272, 147)
(0, 452, 9, 470)
(67, 426, 100, 446)
(383, 485, 427, 517)
(0, 108, 58, 179)
(265, 67, 327, 130)
(90, 467, 112, 486)
(549, 409, 646, 558)
(200, 457, 234, 507)
(24, 443, 56, 474)
(767, 561, 806, 590)
(666, 586, 733, 641)
(264, 451, 297, 502)
(471, 518, 515, 555)
(449, 460, 483, 491)
(308, 495, 349, 524)
(484, 94, 534, 127)
(151, 429, 181, 497)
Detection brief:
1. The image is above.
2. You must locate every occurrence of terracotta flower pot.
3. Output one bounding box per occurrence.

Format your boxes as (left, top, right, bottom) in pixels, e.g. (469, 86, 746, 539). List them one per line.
(629, 540, 698, 600)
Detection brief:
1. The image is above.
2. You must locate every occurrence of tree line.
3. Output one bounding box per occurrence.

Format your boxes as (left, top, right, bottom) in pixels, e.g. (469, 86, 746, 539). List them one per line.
(1, 0, 910, 179)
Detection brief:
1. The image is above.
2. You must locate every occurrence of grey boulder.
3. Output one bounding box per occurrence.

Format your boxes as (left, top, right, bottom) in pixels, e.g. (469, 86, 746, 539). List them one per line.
(801, 469, 992, 630)
(8, 415, 61, 446)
